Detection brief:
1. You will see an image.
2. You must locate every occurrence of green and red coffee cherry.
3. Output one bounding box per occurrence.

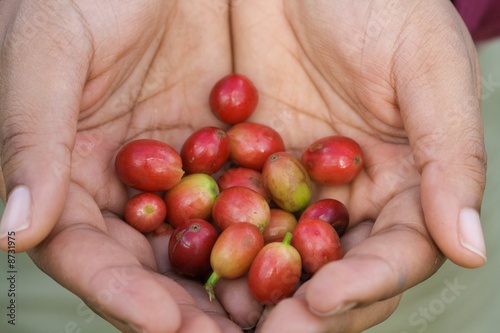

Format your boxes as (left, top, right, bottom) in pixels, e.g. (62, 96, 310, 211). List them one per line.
(114, 74, 363, 305)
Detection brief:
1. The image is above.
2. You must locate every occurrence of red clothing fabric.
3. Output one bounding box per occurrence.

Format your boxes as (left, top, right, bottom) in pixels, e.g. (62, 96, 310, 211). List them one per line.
(453, 0, 500, 42)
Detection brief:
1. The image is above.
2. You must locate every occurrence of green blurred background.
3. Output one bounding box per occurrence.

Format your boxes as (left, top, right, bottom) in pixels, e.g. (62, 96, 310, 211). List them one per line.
(1, 39, 499, 333)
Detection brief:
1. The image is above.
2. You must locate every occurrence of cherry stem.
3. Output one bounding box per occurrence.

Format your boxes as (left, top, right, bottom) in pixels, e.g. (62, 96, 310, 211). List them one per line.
(282, 232, 293, 246)
(204, 271, 221, 302)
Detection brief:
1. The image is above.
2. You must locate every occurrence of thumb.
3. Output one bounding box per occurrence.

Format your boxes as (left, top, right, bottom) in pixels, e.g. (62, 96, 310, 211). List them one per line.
(395, 7, 487, 268)
(0, 4, 92, 251)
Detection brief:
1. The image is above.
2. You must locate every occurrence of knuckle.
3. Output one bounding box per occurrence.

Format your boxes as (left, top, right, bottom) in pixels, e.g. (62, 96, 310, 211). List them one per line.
(0, 112, 73, 185)
(1, 125, 38, 168)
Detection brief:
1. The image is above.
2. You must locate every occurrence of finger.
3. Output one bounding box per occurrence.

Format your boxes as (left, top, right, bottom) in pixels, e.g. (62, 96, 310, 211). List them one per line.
(148, 224, 246, 332)
(151, 274, 238, 333)
(304, 188, 444, 317)
(340, 220, 374, 252)
(29, 184, 182, 333)
(394, 1, 486, 267)
(146, 228, 174, 274)
(256, 293, 400, 333)
(256, 216, 396, 332)
(220, 221, 375, 331)
(0, 2, 92, 251)
(168, 278, 243, 333)
(215, 222, 375, 331)
(215, 277, 264, 329)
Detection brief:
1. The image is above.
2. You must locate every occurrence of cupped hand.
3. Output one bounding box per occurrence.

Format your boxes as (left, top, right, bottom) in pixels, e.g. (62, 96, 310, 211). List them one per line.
(0, 0, 487, 332)
(0, 1, 248, 332)
(225, 0, 486, 331)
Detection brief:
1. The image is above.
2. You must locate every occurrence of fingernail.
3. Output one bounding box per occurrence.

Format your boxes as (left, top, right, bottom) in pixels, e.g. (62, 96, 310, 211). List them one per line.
(0, 186, 32, 238)
(241, 324, 256, 331)
(127, 323, 148, 333)
(458, 208, 487, 261)
(309, 301, 358, 317)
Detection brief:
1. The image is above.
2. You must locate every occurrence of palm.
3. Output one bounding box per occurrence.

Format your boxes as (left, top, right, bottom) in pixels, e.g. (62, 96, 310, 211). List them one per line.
(232, 0, 419, 225)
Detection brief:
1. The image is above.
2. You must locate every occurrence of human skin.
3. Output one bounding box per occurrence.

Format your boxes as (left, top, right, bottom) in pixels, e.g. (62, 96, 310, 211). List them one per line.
(0, 1, 486, 332)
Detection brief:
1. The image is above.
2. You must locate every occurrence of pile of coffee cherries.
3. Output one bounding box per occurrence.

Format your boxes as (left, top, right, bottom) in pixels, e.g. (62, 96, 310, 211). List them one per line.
(114, 74, 364, 305)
